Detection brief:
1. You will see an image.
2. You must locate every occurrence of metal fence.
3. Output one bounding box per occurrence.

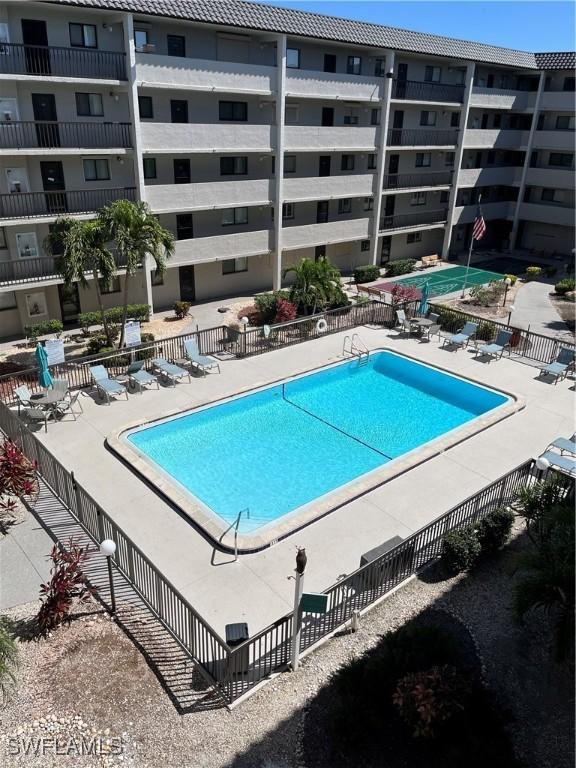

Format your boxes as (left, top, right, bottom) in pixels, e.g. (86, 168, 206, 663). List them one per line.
(0, 121, 133, 150)
(392, 79, 465, 103)
(0, 42, 127, 80)
(0, 187, 137, 221)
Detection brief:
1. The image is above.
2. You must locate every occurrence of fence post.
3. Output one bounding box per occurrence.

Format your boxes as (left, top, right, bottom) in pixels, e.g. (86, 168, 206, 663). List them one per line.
(71, 470, 83, 520)
(96, 507, 105, 544)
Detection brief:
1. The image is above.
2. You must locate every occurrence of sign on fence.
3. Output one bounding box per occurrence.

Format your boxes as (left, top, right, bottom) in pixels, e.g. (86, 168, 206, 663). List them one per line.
(124, 321, 141, 348)
(45, 338, 65, 366)
(301, 592, 328, 614)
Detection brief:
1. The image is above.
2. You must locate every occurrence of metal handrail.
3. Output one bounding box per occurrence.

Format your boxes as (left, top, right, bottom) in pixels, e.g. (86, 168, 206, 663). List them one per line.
(0, 121, 133, 149)
(219, 508, 250, 562)
(0, 187, 137, 220)
(387, 128, 459, 146)
(379, 209, 448, 232)
(392, 79, 465, 103)
(0, 42, 126, 80)
(383, 171, 453, 190)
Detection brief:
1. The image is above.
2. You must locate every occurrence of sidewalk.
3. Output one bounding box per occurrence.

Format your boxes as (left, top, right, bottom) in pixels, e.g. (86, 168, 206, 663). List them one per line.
(508, 280, 573, 340)
(0, 508, 52, 611)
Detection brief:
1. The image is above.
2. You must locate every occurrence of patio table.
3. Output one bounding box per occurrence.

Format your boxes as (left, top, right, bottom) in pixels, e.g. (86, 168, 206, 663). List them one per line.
(409, 317, 433, 335)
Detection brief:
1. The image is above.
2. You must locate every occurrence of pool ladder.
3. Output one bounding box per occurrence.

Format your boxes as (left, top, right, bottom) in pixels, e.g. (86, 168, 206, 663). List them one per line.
(343, 333, 370, 366)
(219, 507, 250, 562)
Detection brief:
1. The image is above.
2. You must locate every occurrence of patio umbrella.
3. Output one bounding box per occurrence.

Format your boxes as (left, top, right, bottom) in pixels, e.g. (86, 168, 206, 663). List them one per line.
(419, 281, 430, 316)
(35, 342, 53, 389)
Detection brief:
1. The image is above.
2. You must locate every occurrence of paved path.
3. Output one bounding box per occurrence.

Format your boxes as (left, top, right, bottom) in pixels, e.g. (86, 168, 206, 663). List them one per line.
(508, 280, 573, 340)
(0, 508, 52, 611)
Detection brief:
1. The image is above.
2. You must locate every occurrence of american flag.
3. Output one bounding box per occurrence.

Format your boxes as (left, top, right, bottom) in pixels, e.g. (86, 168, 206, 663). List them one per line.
(472, 204, 486, 241)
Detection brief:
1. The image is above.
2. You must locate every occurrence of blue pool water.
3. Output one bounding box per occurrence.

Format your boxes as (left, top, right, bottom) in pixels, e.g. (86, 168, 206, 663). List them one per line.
(127, 352, 508, 533)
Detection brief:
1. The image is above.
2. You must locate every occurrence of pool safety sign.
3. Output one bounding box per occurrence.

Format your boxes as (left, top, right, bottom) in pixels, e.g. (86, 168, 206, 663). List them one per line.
(45, 338, 65, 366)
(124, 321, 141, 347)
(300, 592, 328, 614)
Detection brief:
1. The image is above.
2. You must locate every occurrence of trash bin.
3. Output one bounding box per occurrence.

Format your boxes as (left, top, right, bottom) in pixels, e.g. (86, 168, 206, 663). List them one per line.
(225, 622, 250, 677)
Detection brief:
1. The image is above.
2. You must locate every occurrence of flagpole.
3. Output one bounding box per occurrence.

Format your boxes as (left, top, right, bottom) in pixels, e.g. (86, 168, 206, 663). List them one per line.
(460, 193, 481, 299)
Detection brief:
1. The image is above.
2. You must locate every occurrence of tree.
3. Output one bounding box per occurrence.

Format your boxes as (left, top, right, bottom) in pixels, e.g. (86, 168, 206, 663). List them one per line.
(99, 200, 174, 348)
(44, 217, 116, 346)
(283, 257, 347, 315)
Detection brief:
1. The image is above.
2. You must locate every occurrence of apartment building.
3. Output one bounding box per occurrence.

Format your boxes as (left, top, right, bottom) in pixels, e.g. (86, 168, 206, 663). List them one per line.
(0, 0, 573, 339)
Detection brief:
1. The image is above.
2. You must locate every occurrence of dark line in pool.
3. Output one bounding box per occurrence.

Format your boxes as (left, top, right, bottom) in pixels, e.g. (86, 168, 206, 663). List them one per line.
(280, 382, 394, 461)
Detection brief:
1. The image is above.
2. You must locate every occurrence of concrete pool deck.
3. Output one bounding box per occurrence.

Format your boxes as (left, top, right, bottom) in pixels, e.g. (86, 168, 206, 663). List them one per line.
(18, 326, 574, 637)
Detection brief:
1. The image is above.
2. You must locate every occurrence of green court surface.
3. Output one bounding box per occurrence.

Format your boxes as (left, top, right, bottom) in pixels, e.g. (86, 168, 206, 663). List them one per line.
(386, 265, 505, 297)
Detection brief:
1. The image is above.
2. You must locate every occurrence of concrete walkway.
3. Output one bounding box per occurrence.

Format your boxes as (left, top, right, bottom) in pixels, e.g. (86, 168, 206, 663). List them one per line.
(0, 508, 52, 610)
(508, 280, 573, 340)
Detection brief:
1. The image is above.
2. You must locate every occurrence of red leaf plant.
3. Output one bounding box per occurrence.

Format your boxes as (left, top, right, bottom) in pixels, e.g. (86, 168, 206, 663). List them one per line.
(36, 539, 96, 638)
(390, 283, 421, 306)
(273, 298, 297, 323)
(0, 439, 38, 510)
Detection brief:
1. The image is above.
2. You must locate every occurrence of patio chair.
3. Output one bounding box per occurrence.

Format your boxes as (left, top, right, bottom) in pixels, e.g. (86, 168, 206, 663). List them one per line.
(184, 339, 221, 376)
(442, 321, 478, 350)
(52, 378, 70, 397)
(474, 329, 513, 362)
(89, 365, 128, 405)
(25, 406, 50, 433)
(537, 347, 575, 383)
(538, 450, 576, 477)
(122, 360, 159, 394)
(395, 309, 413, 334)
(55, 391, 84, 421)
(428, 312, 439, 323)
(422, 322, 441, 342)
(152, 357, 191, 386)
(546, 434, 576, 456)
(14, 385, 33, 414)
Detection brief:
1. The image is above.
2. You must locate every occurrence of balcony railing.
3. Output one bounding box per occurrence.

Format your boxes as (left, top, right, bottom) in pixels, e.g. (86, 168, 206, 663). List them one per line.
(0, 251, 129, 286)
(383, 171, 453, 190)
(0, 121, 132, 149)
(379, 209, 448, 232)
(392, 79, 465, 103)
(387, 128, 459, 147)
(0, 188, 137, 220)
(0, 43, 126, 80)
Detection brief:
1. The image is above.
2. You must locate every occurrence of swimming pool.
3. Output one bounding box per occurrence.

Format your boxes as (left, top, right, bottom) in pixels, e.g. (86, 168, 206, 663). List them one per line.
(115, 350, 516, 550)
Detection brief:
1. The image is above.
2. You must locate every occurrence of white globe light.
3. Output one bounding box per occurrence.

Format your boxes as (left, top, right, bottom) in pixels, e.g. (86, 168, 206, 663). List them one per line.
(535, 456, 550, 471)
(100, 539, 117, 557)
(509, 304, 516, 312)
(240, 316, 249, 326)
(505, 277, 512, 286)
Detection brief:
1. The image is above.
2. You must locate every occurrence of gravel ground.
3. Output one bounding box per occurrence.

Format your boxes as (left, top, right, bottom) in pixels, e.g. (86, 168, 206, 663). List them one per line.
(1, 523, 573, 768)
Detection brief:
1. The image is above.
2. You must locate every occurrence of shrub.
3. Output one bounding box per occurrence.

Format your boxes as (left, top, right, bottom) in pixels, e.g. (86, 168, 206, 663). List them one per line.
(274, 298, 297, 323)
(544, 265, 557, 278)
(0, 439, 38, 504)
(391, 283, 421, 306)
(393, 664, 471, 739)
(78, 303, 150, 332)
(36, 539, 95, 638)
(236, 305, 261, 326)
(135, 332, 156, 361)
(437, 307, 464, 333)
(504, 273, 518, 285)
(525, 266, 542, 280)
(441, 527, 481, 574)
(385, 259, 417, 277)
(476, 508, 515, 554)
(555, 278, 576, 296)
(173, 301, 191, 319)
(475, 321, 496, 342)
(353, 265, 380, 284)
(254, 293, 277, 324)
(86, 334, 110, 356)
(24, 319, 63, 341)
(0, 616, 18, 704)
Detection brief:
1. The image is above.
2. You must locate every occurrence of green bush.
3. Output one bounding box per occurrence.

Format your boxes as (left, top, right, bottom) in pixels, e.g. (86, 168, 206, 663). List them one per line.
(475, 321, 496, 342)
(353, 265, 380, 284)
(476, 508, 515, 554)
(173, 301, 191, 319)
(86, 334, 109, 356)
(0, 616, 19, 704)
(441, 527, 481, 574)
(24, 319, 64, 341)
(385, 259, 417, 277)
(436, 307, 464, 333)
(525, 266, 542, 280)
(136, 333, 156, 361)
(504, 273, 518, 285)
(254, 292, 278, 324)
(544, 265, 557, 278)
(554, 278, 575, 296)
(78, 303, 150, 331)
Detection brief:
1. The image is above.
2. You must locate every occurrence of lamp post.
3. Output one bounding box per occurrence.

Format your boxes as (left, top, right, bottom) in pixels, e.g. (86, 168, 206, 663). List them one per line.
(240, 316, 249, 356)
(100, 539, 117, 613)
(502, 276, 512, 306)
(290, 547, 307, 671)
(507, 304, 515, 326)
(535, 455, 550, 481)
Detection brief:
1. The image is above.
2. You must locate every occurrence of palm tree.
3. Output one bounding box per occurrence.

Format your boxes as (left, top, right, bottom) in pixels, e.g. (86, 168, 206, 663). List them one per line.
(44, 217, 116, 346)
(283, 257, 345, 315)
(99, 200, 174, 348)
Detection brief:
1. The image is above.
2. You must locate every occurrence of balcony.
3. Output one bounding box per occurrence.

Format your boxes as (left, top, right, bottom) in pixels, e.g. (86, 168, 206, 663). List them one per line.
(140, 122, 273, 153)
(284, 126, 377, 151)
(525, 166, 575, 188)
(519, 202, 575, 228)
(382, 171, 453, 191)
(0, 251, 128, 287)
(452, 202, 515, 224)
(458, 167, 523, 187)
(171, 229, 272, 266)
(387, 129, 459, 148)
(0, 43, 126, 81)
(469, 87, 536, 111)
(282, 217, 371, 250)
(379, 209, 448, 233)
(532, 130, 575, 151)
(392, 80, 465, 103)
(463, 129, 530, 149)
(145, 178, 272, 213)
(286, 70, 383, 101)
(283, 174, 374, 202)
(540, 91, 575, 110)
(0, 188, 137, 222)
(0, 121, 132, 151)
(135, 53, 274, 94)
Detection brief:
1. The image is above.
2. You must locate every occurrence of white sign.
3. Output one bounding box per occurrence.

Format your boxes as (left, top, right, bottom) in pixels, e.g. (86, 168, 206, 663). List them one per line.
(45, 338, 65, 366)
(124, 321, 141, 348)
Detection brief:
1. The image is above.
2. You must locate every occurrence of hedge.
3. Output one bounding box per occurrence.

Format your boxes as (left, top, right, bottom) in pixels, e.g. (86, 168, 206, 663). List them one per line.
(78, 304, 150, 331)
(555, 279, 575, 296)
(385, 259, 417, 277)
(24, 319, 64, 340)
(353, 265, 380, 284)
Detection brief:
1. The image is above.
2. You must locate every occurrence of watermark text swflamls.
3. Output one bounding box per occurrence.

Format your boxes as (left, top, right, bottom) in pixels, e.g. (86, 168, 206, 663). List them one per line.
(7, 735, 124, 757)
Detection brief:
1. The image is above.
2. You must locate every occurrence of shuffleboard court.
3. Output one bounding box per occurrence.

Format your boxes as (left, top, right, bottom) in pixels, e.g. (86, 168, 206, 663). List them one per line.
(374, 265, 506, 298)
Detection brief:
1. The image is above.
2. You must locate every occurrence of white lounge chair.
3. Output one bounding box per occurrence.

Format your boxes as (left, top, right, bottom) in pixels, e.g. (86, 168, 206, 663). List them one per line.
(152, 357, 191, 386)
(90, 365, 128, 404)
(14, 385, 33, 414)
(122, 360, 159, 393)
(546, 435, 576, 455)
(538, 347, 575, 383)
(474, 329, 513, 362)
(539, 450, 576, 477)
(442, 321, 478, 350)
(184, 339, 220, 376)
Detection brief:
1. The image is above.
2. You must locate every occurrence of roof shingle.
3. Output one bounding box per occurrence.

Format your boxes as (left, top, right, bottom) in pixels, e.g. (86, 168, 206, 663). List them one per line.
(534, 51, 576, 70)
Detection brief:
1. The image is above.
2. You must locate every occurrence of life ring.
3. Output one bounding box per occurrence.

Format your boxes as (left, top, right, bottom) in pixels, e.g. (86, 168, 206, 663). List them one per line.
(316, 318, 328, 334)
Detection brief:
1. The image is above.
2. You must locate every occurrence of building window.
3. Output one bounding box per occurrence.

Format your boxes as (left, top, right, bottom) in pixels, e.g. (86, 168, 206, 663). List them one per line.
(151, 270, 164, 286)
(420, 110, 437, 126)
(363, 197, 373, 211)
(134, 29, 149, 50)
(360, 239, 371, 252)
(346, 56, 361, 75)
(407, 232, 422, 243)
(541, 188, 564, 203)
(176, 214, 193, 240)
(493, 113, 502, 128)
(440, 190, 449, 204)
(282, 202, 295, 220)
(424, 66, 441, 82)
(370, 108, 380, 126)
(83, 159, 110, 181)
(75, 92, 103, 117)
(549, 153, 573, 168)
(556, 115, 575, 130)
(314, 245, 326, 261)
(367, 154, 377, 170)
(0, 227, 6, 249)
(284, 155, 296, 173)
(99, 276, 121, 294)
(220, 156, 248, 175)
(219, 101, 248, 121)
(222, 257, 248, 274)
(69, 23, 97, 48)
(222, 207, 248, 226)
(343, 111, 359, 125)
(16, 233, 38, 258)
(285, 104, 300, 124)
(138, 95, 153, 119)
(338, 198, 352, 215)
(143, 157, 157, 179)
(286, 47, 300, 69)
(445, 152, 455, 167)
(415, 153, 431, 167)
(341, 154, 355, 171)
(563, 77, 575, 91)
(374, 58, 386, 77)
(0, 291, 17, 311)
(450, 112, 460, 128)
(167, 34, 185, 57)
(410, 191, 426, 206)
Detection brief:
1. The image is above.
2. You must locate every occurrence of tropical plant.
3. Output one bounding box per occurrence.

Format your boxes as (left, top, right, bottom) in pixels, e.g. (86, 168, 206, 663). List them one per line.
(283, 257, 346, 315)
(45, 217, 116, 347)
(554, 278, 575, 296)
(0, 616, 19, 704)
(475, 321, 497, 342)
(173, 301, 191, 319)
(98, 200, 174, 348)
(254, 293, 278, 324)
(514, 478, 570, 545)
(476, 508, 515, 554)
(0, 439, 38, 512)
(274, 297, 297, 323)
(78, 304, 150, 334)
(23, 319, 64, 342)
(390, 283, 420, 306)
(36, 539, 95, 638)
(441, 527, 481, 574)
(525, 266, 542, 280)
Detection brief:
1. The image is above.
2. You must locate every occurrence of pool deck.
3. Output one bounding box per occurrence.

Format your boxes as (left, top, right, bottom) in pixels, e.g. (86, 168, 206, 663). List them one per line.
(21, 326, 573, 638)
